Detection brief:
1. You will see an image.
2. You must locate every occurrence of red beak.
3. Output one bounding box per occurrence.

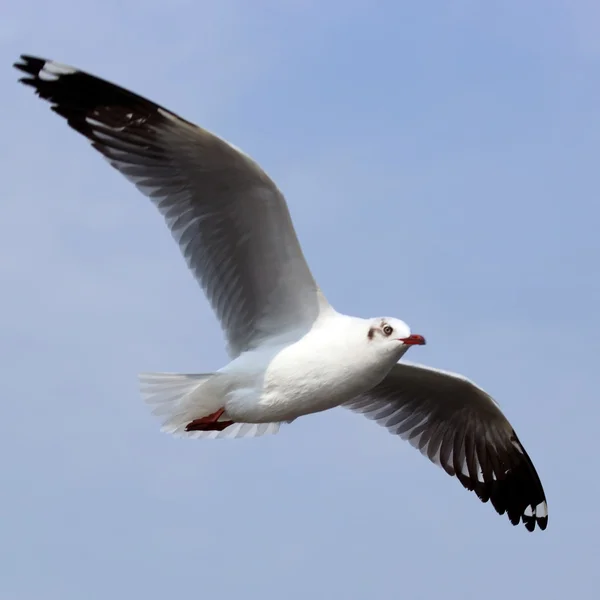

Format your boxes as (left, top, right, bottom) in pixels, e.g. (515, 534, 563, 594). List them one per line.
(399, 334, 426, 346)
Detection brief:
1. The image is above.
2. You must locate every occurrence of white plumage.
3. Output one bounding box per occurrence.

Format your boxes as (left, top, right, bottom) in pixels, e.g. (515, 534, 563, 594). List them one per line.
(15, 55, 548, 531)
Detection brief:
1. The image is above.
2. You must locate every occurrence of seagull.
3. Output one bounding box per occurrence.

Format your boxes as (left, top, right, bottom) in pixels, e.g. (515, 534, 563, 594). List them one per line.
(14, 55, 548, 532)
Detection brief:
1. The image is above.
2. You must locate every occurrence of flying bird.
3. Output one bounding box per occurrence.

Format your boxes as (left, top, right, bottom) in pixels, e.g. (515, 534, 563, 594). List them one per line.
(14, 55, 548, 531)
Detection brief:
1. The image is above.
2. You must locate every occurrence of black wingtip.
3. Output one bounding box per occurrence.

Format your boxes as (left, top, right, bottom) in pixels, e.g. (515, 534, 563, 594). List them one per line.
(523, 516, 536, 532)
(12, 53, 198, 141)
(14, 54, 45, 78)
(13, 55, 61, 94)
(453, 430, 548, 532)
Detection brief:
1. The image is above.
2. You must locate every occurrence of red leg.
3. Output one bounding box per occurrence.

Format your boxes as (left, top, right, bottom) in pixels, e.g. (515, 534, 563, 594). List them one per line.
(185, 408, 235, 432)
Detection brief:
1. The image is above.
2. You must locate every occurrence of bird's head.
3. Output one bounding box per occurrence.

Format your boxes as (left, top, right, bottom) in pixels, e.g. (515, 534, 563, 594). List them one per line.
(367, 317, 426, 359)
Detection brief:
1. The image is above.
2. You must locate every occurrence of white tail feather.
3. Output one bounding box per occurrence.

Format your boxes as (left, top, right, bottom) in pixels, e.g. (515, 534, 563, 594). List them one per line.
(139, 372, 281, 439)
(180, 422, 281, 440)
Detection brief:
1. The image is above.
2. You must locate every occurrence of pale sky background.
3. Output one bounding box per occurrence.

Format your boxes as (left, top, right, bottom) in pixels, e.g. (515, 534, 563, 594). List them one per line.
(2, 1, 599, 598)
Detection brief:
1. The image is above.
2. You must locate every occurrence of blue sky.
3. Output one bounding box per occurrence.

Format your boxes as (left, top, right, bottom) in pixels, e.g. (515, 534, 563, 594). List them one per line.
(2, 1, 598, 598)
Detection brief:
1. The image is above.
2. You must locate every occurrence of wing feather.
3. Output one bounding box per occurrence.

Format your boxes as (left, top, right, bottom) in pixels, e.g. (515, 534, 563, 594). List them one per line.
(15, 55, 330, 356)
(344, 362, 548, 531)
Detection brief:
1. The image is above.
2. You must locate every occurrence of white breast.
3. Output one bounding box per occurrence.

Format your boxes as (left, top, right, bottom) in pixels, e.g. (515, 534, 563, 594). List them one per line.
(223, 315, 396, 422)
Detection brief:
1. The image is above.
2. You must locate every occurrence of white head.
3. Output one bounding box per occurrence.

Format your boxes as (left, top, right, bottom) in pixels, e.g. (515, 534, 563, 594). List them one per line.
(367, 317, 426, 359)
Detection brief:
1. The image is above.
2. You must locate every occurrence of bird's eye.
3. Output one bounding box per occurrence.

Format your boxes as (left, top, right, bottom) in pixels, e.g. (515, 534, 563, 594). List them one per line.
(382, 325, 393, 336)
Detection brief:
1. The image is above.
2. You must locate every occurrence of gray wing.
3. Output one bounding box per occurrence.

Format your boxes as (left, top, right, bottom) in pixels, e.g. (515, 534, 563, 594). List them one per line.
(344, 362, 548, 532)
(14, 55, 330, 357)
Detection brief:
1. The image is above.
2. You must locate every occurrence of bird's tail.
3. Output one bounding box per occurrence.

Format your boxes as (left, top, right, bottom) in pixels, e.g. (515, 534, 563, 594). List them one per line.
(138, 372, 280, 439)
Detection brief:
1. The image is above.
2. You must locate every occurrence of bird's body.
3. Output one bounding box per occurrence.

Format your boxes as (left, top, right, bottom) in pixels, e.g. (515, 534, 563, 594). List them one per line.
(14, 54, 549, 531)
(167, 314, 412, 427)
(241, 315, 403, 421)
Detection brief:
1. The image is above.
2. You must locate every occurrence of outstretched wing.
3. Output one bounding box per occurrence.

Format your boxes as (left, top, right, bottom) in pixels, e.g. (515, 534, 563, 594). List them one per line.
(344, 362, 548, 531)
(15, 55, 331, 357)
